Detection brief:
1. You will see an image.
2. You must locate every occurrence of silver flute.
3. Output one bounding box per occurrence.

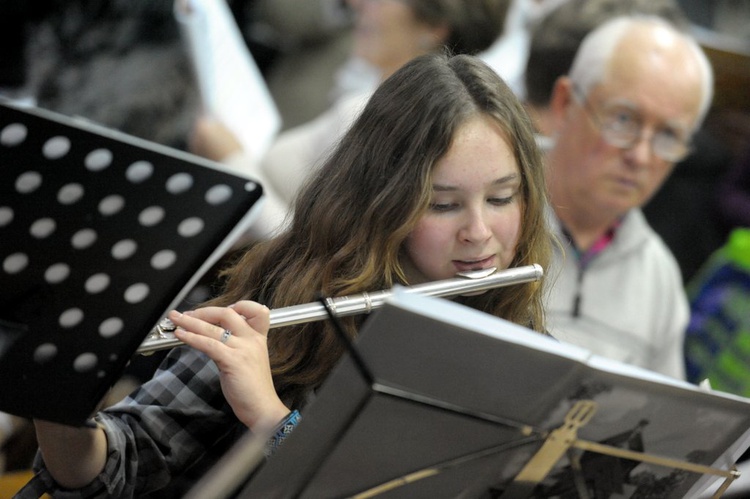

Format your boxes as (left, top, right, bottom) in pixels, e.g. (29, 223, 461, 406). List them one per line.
(136, 264, 543, 355)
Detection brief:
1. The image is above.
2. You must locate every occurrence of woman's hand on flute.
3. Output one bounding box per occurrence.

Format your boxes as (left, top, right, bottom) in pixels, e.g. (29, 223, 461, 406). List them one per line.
(168, 301, 291, 433)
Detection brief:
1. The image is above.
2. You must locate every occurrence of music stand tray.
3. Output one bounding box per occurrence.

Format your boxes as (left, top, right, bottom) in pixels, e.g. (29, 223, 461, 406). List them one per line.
(0, 100, 263, 426)
(239, 290, 750, 498)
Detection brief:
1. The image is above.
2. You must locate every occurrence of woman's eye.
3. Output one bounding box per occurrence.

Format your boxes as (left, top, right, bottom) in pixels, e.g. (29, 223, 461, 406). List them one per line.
(429, 202, 456, 212)
(489, 195, 514, 206)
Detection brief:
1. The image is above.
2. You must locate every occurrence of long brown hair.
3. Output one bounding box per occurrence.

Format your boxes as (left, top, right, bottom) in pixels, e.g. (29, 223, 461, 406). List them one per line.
(209, 53, 551, 408)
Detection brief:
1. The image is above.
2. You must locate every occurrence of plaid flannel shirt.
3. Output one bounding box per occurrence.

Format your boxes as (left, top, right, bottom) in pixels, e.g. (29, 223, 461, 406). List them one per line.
(19, 346, 256, 498)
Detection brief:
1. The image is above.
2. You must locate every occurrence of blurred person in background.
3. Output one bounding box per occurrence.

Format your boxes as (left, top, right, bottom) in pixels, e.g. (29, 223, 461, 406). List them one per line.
(541, 15, 713, 379)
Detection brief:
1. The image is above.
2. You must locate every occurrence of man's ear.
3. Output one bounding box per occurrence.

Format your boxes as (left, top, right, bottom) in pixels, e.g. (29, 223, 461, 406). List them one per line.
(425, 23, 450, 50)
(549, 76, 576, 131)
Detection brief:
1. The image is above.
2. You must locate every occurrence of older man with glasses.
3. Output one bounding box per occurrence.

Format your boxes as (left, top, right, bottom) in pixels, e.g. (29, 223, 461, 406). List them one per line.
(543, 15, 714, 379)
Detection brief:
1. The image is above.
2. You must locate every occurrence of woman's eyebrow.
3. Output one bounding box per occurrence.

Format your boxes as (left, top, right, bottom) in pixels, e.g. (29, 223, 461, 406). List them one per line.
(432, 173, 520, 192)
(492, 173, 520, 185)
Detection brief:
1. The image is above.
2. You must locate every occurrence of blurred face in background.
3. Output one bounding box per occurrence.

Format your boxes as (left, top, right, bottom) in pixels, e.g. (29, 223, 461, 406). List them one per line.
(547, 24, 703, 223)
(348, 0, 449, 78)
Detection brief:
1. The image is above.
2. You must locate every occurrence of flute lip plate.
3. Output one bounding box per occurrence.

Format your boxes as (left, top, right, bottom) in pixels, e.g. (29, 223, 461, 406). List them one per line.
(455, 267, 497, 279)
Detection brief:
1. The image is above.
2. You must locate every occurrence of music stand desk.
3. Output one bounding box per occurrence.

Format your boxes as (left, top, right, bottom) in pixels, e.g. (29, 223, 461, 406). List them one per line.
(239, 290, 750, 498)
(0, 101, 263, 426)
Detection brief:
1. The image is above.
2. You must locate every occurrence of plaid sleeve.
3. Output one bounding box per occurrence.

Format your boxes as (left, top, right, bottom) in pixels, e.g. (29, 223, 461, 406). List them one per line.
(25, 346, 243, 498)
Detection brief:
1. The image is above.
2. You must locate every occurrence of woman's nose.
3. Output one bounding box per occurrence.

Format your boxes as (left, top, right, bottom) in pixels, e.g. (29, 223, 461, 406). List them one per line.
(459, 210, 492, 243)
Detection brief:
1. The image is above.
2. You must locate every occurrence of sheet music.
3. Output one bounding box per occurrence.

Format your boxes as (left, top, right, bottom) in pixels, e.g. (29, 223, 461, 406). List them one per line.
(174, 0, 281, 160)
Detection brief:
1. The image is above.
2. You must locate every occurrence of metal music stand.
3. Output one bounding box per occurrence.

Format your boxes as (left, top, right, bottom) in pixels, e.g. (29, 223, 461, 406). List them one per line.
(0, 100, 263, 427)
(232, 290, 750, 499)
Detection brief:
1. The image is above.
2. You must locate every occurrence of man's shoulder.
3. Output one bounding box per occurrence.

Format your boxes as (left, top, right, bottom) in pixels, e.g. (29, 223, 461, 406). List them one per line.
(617, 210, 678, 259)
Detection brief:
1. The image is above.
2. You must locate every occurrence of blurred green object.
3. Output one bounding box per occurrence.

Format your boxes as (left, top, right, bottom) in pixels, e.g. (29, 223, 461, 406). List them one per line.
(685, 228, 750, 396)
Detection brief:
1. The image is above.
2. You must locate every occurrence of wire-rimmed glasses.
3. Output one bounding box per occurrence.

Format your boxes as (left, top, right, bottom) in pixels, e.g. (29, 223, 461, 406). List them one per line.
(572, 84, 692, 163)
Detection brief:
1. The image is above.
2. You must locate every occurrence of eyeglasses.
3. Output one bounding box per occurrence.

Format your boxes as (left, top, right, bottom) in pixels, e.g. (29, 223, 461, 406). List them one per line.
(572, 85, 692, 163)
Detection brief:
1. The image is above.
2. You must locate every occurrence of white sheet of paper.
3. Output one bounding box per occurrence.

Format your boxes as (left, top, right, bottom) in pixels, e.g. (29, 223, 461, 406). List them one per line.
(174, 0, 281, 160)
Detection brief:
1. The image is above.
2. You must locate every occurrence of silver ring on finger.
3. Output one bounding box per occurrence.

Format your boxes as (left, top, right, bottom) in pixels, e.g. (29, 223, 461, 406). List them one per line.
(220, 328, 232, 344)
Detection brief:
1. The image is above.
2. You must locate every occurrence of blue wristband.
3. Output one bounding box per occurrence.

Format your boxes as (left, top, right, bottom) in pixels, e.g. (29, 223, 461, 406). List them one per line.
(265, 409, 301, 457)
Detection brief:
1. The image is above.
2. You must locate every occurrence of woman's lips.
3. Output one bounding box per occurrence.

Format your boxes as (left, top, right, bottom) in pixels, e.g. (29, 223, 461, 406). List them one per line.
(452, 255, 495, 272)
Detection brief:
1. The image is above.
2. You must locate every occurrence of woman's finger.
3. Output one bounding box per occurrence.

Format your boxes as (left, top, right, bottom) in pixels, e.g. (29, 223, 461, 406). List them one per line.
(168, 306, 238, 336)
(228, 301, 271, 337)
(166, 302, 270, 346)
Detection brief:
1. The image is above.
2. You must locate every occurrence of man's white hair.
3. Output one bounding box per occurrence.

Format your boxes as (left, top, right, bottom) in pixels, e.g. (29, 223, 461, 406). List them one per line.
(568, 15, 714, 130)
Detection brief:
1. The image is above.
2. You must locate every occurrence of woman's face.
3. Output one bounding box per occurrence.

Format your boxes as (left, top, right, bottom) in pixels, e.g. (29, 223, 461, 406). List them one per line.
(403, 115, 523, 283)
(349, 0, 447, 78)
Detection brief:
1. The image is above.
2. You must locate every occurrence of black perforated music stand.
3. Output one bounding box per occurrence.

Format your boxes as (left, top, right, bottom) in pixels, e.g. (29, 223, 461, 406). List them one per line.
(235, 290, 750, 499)
(0, 101, 263, 426)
